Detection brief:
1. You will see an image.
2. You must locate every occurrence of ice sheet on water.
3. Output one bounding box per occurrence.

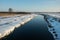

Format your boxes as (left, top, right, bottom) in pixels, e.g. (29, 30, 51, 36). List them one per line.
(0, 15, 34, 38)
(44, 14, 60, 40)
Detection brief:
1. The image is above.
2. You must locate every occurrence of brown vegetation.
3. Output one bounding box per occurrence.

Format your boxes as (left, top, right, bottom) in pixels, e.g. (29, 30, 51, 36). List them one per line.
(0, 12, 31, 17)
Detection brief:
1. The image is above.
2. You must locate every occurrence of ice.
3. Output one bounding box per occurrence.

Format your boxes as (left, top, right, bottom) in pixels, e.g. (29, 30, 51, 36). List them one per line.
(0, 15, 34, 38)
(44, 14, 60, 40)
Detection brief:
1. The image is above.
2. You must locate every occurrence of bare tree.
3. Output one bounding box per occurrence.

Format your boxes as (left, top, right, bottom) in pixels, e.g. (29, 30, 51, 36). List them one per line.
(9, 8, 13, 12)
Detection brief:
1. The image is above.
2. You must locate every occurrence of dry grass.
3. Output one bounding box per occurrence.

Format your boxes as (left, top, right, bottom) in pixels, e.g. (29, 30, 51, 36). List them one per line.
(0, 13, 29, 17)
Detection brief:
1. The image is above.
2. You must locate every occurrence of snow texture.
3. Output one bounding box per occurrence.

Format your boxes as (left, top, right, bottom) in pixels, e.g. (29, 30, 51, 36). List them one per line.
(44, 14, 60, 40)
(0, 15, 34, 38)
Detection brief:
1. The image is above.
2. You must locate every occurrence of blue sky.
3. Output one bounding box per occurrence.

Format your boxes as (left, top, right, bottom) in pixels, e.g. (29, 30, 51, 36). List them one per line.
(0, 0, 60, 12)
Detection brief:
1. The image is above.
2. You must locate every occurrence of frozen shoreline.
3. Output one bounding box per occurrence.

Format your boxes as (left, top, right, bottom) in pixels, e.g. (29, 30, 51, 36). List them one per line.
(0, 14, 35, 39)
(42, 14, 60, 40)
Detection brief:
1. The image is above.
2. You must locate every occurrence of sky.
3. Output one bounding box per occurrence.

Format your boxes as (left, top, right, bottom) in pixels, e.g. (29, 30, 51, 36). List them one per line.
(0, 0, 60, 12)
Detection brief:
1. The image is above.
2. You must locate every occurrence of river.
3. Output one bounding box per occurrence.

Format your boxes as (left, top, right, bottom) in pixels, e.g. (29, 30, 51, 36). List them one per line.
(2, 15, 54, 40)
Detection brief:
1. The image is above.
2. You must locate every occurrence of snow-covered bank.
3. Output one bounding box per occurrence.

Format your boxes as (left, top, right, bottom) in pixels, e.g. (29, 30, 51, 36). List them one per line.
(0, 14, 35, 39)
(43, 14, 60, 40)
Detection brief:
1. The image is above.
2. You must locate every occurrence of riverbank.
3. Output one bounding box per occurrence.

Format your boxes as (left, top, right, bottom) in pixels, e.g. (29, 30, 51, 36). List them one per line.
(0, 14, 35, 39)
(42, 14, 60, 40)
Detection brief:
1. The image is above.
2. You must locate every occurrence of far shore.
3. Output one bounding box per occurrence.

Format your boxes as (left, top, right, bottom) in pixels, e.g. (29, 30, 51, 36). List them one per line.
(0, 12, 31, 17)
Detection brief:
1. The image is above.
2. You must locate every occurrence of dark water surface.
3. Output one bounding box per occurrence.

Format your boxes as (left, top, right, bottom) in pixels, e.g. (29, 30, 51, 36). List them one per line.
(3, 15, 54, 40)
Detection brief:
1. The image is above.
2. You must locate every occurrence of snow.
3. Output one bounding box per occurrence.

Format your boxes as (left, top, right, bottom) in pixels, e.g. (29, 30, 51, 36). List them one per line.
(43, 14, 60, 40)
(0, 14, 34, 38)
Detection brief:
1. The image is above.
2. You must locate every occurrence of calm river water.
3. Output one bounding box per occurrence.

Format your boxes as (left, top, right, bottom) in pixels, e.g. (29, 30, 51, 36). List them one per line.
(2, 15, 54, 40)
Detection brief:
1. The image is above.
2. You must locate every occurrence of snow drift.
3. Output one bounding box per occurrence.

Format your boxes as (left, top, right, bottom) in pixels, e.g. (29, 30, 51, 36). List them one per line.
(0, 14, 34, 39)
(43, 14, 60, 40)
